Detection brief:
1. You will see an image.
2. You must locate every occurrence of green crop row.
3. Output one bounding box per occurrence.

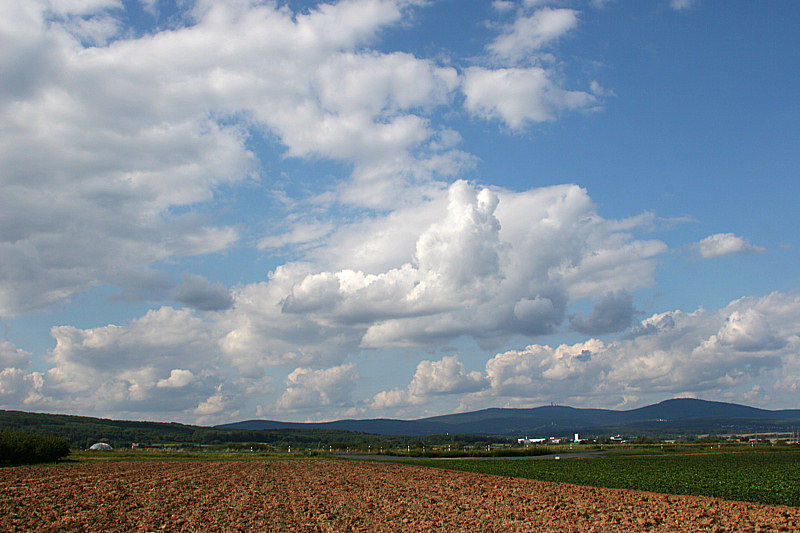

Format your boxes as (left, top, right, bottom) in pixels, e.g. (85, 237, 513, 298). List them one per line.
(401, 450, 800, 506)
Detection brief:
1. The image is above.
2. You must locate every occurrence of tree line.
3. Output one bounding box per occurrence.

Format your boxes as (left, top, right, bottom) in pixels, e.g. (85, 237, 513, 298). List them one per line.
(0, 430, 70, 465)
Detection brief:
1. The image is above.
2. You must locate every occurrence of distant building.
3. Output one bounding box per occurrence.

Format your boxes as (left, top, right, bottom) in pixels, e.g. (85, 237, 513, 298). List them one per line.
(517, 437, 546, 445)
(89, 442, 112, 450)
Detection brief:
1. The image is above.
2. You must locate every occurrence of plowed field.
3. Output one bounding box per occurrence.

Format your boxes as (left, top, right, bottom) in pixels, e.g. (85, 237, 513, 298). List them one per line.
(1, 459, 798, 531)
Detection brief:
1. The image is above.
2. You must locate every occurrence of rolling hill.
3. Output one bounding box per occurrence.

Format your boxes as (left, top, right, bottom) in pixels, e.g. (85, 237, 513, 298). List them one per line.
(219, 398, 800, 436)
(0, 409, 459, 449)
(4, 398, 800, 447)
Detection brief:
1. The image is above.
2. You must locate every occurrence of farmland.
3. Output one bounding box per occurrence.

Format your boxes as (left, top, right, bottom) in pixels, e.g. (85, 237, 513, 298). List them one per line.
(402, 449, 800, 507)
(2, 459, 799, 531)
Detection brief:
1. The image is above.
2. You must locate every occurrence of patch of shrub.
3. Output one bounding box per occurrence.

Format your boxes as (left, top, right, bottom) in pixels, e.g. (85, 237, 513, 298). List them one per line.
(0, 430, 71, 465)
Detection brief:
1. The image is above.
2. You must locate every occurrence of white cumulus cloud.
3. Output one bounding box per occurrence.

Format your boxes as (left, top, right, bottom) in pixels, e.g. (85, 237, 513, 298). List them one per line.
(463, 67, 596, 129)
(488, 8, 579, 63)
(670, 0, 697, 11)
(277, 364, 359, 411)
(157, 369, 195, 389)
(372, 355, 487, 409)
(694, 233, 766, 258)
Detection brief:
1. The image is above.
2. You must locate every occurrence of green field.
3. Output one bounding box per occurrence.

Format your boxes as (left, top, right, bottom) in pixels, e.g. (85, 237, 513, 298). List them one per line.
(401, 449, 800, 506)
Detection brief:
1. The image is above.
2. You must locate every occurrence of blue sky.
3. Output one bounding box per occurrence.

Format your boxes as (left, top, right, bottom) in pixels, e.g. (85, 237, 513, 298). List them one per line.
(1, 0, 799, 423)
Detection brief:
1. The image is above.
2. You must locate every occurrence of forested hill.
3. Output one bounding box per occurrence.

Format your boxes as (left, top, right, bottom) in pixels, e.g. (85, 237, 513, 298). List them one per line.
(220, 398, 800, 436)
(0, 409, 482, 449)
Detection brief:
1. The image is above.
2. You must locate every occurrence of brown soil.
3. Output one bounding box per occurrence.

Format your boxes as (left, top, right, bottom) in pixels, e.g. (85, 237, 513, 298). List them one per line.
(1, 459, 797, 532)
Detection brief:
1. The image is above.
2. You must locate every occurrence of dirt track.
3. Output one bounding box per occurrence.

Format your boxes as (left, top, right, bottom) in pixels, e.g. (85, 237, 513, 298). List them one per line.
(1, 459, 798, 531)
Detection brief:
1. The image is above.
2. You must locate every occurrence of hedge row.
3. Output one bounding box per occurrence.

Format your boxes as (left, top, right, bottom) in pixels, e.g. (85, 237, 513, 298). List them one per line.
(0, 430, 71, 465)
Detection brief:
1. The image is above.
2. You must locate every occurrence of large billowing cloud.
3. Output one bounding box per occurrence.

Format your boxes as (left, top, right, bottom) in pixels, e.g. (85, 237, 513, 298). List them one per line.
(265, 180, 665, 350)
(1, 304, 261, 423)
(4, 290, 798, 420)
(372, 292, 800, 413)
(0, 307, 249, 422)
(482, 292, 800, 407)
(211, 179, 665, 374)
(0, 0, 604, 318)
(1, 0, 780, 423)
(0, 179, 667, 420)
(485, 339, 606, 398)
(0, 0, 463, 317)
(43, 307, 224, 414)
(1, 2, 251, 315)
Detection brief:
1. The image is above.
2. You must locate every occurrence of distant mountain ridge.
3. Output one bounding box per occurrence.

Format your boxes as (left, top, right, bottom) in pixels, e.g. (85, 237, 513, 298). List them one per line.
(218, 398, 800, 436)
(3, 398, 800, 445)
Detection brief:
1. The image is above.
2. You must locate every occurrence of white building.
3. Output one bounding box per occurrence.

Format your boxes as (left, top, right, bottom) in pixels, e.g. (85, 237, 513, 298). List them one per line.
(517, 437, 546, 445)
(89, 442, 112, 450)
